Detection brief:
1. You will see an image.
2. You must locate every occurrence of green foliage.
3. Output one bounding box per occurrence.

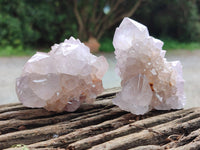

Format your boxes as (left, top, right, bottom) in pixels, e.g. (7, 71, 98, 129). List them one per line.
(0, 0, 39, 46)
(99, 37, 114, 52)
(0, 0, 77, 48)
(0, 14, 23, 46)
(74, 0, 141, 41)
(134, 0, 200, 42)
(0, 0, 199, 55)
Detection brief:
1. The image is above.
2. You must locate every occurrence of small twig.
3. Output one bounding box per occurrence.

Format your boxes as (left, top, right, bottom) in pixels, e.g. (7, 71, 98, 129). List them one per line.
(166, 134, 184, 142)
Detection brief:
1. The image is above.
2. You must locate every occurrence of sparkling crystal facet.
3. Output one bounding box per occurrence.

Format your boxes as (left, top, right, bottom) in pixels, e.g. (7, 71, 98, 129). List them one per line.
(113, 17, 185, 115)
(16, 37, 108, 112)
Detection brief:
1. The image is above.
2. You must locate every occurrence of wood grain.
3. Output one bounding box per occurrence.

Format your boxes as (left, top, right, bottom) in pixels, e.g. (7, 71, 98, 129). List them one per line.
(0, 88, 199, 150)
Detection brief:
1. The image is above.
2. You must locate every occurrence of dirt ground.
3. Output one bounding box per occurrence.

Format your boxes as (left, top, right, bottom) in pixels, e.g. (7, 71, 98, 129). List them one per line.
(0, 50, 199, 109)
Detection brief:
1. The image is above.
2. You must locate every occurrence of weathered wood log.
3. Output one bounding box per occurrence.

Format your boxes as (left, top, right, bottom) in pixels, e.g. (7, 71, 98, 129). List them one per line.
(0, 87, 200, 150)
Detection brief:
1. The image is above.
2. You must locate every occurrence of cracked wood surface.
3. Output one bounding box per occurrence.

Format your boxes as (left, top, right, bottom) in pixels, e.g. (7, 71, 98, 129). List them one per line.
(0, 87, 200, 150)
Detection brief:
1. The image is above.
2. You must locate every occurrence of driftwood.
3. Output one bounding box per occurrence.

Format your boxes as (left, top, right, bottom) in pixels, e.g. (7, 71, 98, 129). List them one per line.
(0, 87, 200, 150)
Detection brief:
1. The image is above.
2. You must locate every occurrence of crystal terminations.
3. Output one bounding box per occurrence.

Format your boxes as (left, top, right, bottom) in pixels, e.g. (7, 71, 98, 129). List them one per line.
(16, 37, 108, 112)
(113, 18, 185, 115)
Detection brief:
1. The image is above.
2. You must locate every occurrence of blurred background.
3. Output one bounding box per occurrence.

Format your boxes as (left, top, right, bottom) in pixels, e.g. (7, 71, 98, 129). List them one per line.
(0, 0, 200, 108)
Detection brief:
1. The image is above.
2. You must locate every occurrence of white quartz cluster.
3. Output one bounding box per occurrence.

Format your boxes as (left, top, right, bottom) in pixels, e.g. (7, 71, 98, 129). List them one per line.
(113, 17, 185, 115)
(16, 37, 108, 112)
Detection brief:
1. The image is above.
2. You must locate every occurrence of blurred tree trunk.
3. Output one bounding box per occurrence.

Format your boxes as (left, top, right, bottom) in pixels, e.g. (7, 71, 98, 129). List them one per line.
(72, 0, 143, 42)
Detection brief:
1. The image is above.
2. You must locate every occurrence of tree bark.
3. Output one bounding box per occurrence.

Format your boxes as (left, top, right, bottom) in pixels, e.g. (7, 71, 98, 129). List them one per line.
(73, 0, 86, 40)
(73, 0, 143, 41)
(96, 0, 143, 40)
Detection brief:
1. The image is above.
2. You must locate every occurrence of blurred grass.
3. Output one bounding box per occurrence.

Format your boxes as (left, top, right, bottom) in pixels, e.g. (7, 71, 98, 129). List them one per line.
(0, 46, 35, 56)
(99, 37, 200, 52)
(99, 38, 114, 52)
(161, 38, 200, 50)
(0, 37, 200, 56)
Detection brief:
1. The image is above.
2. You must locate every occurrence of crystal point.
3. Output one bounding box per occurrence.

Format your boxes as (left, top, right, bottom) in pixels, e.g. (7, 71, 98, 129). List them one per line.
(16, 37, 108, 112)
(113, 17, 185, 115)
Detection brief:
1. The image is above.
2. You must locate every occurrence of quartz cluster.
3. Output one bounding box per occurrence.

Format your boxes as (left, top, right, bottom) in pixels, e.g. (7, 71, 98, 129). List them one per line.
(16, 37, 108, 112)
(113, 17, 185, 115)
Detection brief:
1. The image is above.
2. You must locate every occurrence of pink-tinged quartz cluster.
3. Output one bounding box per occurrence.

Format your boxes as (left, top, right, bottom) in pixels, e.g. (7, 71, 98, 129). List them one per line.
(16, 37, 108, 112)
(113, 17, 185, 115)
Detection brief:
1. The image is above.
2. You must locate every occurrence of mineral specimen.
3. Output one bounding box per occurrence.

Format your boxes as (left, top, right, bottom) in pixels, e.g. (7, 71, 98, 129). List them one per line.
(113, 17, 185, 115)
(16, 37, 108, 112)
